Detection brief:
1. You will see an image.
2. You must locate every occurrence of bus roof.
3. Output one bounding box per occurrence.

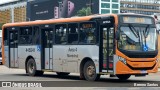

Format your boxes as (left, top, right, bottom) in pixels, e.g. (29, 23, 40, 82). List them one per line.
(2, 14, 151, 28)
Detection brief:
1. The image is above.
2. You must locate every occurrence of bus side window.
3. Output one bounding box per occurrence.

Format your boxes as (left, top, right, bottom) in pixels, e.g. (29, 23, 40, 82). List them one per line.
(68, 23, 78, 44)
(4, 28, 8, 46)
(32, 26, 40, 45)
(79, 22, 97, 44)
(19, 27, 32, 45)
(55, 24, 67, 44)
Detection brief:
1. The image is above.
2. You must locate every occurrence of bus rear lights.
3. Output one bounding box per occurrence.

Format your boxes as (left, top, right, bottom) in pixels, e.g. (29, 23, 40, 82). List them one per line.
(118, 56, 126, 64)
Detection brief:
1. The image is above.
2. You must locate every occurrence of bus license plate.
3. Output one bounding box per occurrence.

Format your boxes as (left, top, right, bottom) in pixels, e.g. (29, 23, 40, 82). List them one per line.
(141, 70, 147, 74)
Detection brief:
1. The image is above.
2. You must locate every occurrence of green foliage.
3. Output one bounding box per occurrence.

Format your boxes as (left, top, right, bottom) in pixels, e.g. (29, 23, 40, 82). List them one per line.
(77, 7, 92, 16)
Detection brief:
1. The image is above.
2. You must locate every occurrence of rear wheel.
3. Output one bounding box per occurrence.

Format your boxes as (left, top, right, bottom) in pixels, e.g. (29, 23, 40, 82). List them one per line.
(26, 58, 43, 76)
(83, 61, 100, 81)
(116, 74, 131, 80)
(56, 72, 70, 76)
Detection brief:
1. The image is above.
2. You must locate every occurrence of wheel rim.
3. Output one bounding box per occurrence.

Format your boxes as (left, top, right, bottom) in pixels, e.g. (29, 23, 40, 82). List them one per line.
(29, 62, 34, 73)
(87, 65, 95, 77)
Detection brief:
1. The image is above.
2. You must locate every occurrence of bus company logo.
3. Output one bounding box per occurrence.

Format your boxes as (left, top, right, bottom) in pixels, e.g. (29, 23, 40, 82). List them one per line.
(2, 82, 12, 87)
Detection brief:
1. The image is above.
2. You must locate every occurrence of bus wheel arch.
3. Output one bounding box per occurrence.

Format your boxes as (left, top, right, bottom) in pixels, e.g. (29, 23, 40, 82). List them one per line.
(80, 57, 100, 81)
(25, 56, 43, 76)
(25, 56, 34, 74)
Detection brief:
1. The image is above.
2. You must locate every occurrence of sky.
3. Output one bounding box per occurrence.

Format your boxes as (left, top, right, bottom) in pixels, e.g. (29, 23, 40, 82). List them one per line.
(0, 0, 18, 4)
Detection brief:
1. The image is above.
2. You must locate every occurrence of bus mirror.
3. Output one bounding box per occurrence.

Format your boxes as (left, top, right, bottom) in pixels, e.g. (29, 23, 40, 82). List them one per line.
(115, 31, 120, 40)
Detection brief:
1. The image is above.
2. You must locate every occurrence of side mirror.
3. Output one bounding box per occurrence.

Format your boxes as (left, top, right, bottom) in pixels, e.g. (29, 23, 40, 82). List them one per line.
(115, 31, 120, 40)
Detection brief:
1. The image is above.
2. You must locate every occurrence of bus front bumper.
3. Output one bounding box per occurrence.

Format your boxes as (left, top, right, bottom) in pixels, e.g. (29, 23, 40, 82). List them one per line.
(115, 60, 159, 75)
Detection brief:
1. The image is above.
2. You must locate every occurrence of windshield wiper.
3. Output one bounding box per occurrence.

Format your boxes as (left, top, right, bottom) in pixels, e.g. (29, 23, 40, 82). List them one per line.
(143, 25, 150, 38)
(128, 24, 139, 38)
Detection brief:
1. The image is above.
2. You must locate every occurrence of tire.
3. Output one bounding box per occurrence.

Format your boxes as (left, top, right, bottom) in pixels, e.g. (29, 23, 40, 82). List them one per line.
(26, 58, 43, 76)
(56, 72, 70, 76)
(83, 61, 100, 81)
(116, 74, 131, 80)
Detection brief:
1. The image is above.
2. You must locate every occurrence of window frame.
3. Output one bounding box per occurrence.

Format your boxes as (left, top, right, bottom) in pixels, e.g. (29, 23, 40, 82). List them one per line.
(18, 26, 33, 45)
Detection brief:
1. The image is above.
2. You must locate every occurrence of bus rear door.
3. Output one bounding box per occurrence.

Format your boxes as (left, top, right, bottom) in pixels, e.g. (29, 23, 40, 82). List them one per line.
(41, 26, 53, 70)
(9, 28, 18, 68)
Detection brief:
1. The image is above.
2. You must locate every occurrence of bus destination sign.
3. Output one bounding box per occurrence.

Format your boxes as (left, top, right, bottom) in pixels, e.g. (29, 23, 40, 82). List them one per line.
(122, 16, 153, 24)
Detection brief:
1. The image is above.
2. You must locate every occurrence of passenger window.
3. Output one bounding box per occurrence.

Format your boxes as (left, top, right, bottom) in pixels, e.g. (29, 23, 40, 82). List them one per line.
(68, 23, 78, 44)
(55, 24, 67, 44)
(79, 22, 97, 44)
(32, 26, 40, 45)
(19, 27, 32, 45)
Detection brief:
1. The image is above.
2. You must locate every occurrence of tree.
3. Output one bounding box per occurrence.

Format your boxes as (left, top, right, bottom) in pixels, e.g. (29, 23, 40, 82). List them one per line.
(77, 7, 92, 16)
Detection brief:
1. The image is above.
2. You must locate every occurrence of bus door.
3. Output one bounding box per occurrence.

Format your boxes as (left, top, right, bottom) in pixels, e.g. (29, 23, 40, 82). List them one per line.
(9, 30, 18, 68)
(99, 17, 115, 73)
(41, 28, 53, 70)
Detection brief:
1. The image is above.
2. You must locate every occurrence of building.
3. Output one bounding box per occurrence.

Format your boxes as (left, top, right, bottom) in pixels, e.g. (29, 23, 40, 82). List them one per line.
(0, 0, 26, 28)
(120, 0, 160, 15)
(100, 0, 120, 14)
(1, 0, 160, 24)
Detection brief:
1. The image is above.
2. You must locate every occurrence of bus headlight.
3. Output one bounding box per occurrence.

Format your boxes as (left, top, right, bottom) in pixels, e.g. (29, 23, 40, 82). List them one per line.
(118, 56, 126, 64)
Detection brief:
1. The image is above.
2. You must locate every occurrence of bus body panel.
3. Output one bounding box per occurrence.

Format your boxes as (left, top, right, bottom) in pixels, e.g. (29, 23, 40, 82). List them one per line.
(4, 46, 9, 67)
(18, 46, 41, 70)
(44, 48, 53, 69)
(115, 60, 159, 74)
(53, 45, 99, 73)
(9, 48, 18, 68)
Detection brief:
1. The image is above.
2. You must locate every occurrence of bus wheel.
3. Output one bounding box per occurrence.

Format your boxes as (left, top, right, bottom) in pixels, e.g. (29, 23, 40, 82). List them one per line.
(83, 61, 100, 81)
(27, 58, 43, 76)
(56, 72, 70, 76)
(116, 74, 131, 80)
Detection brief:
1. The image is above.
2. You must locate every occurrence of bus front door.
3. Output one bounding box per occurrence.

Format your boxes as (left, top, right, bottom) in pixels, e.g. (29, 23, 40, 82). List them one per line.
(41, 29, 53, 70)
(102, 26, 114, 73)
(9, 30, 18, 68)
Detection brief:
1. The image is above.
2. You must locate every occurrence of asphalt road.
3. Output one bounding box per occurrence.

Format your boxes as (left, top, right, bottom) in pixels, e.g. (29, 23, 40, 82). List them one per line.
(0, 65, 160, 90)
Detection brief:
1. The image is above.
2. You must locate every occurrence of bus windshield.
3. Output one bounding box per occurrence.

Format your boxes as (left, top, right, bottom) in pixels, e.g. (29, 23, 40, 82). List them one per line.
(118, 25, 157, 51)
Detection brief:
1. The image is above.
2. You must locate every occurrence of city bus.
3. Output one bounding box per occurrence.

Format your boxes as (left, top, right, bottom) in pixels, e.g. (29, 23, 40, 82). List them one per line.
(2, 14, 159, 81)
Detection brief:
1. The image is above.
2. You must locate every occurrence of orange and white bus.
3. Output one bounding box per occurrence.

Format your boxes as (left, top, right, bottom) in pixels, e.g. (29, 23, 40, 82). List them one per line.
(2, 14, 159, 81)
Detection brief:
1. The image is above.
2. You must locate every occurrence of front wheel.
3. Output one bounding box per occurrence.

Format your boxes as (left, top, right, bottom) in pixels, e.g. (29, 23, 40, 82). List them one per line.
(116, 74, 131, 80)
(83, 61, 100, 81)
